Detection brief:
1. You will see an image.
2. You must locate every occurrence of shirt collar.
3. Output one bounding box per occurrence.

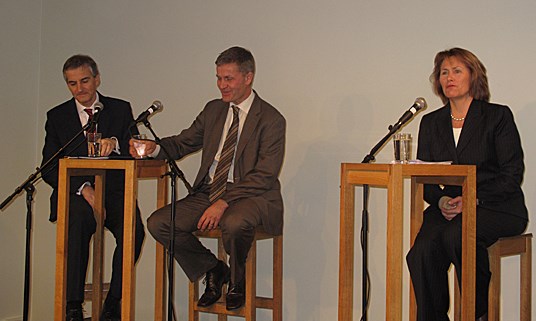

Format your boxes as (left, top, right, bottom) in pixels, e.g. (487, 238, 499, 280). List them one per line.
(76, 92, 100, 114)
(232, 90, 255, 114)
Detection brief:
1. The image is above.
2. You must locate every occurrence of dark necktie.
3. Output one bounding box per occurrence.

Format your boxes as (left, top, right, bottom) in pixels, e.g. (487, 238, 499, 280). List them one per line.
(84, 108, 96, 133)
(209, 106, 239, 203)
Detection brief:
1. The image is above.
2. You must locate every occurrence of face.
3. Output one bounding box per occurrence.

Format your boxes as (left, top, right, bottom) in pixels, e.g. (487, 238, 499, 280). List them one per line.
(216, 63, 253, 104)
(439, 56, 472, 101)
(64, 65, 100, 107)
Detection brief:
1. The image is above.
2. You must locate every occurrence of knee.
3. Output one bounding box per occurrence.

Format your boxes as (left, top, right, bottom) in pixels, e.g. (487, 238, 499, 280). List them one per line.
(136, 221, 146, 246)
(147, 211, 169, 243)
(406, 239, 435, 271)
(147, 212, 164, 232)
(406, 245, 419, 271)
(220, 216, 252, 239)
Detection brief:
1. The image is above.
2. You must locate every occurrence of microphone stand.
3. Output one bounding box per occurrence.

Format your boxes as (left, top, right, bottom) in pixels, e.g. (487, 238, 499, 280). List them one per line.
(139, 119, 193, 321)
(359, 122, 405, 321)
(0, 122, 92, 321)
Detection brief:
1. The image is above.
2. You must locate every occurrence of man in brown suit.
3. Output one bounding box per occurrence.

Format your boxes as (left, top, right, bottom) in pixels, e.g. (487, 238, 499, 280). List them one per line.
(129, 46, 285, 310)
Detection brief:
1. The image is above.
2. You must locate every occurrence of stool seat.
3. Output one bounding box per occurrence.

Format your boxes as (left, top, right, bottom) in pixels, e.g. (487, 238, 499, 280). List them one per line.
(189, 226, 283, 321)
(454, 233, 532, 321)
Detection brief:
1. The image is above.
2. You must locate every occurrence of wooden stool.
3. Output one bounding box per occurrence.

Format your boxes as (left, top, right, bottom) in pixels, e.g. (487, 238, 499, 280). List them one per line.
(189, 227, 283, 321)
(454, 233, 532, 321)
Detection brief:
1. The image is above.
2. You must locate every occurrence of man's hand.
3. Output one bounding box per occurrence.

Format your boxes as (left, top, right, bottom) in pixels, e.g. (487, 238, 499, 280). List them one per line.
(197, 199, 229, 231)
(439, 196, 462, 221)
(80, 185, 106, 220)
(99, 138, 116, 156)
(81, 185, 95, 207)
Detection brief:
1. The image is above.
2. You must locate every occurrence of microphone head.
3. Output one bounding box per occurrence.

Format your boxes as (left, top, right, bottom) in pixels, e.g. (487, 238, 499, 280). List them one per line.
(94, 102, 104, 112)
(414, 97, 427, 111)
(152, 100, 163, 112)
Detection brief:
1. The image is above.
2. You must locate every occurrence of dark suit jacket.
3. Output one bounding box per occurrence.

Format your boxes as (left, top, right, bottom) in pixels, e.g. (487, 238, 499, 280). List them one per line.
(41, 93, 138, 221)
(157, 92, 286, 235)
(417, 99, 528, 220)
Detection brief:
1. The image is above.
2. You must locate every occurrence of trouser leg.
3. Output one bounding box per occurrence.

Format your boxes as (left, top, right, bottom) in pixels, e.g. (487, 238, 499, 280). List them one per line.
(220, 198, 262, 285)
(147, 192, 218, 282)
(66, 195, 97, 302)
(406, 209, 451, 321)
(105, 198, 146, 300)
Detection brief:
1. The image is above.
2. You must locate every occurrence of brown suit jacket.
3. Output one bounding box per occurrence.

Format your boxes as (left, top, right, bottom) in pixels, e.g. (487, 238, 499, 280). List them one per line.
(157, 92, 286, 234)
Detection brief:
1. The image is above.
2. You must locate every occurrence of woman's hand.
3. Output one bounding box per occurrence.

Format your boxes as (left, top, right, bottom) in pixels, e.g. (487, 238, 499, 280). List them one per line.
(438, 196, 462, 220)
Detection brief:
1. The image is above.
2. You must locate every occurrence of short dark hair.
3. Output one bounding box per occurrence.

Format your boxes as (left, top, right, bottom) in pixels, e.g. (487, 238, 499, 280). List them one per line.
(215, 46, 255, 74)
(430, 47, 490, 104)
(62, 54, 99, 80)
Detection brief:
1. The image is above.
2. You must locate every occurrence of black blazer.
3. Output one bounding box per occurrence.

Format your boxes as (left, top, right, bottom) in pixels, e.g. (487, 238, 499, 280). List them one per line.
(417, 99, 528, 220)
(41, 93, 138, 221)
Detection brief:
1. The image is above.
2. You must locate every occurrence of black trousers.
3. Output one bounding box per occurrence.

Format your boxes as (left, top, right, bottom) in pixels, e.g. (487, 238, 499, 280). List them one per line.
(66, 190, 145, 302)
(406, 206, 527, 321)
(147, 188, 262, 284)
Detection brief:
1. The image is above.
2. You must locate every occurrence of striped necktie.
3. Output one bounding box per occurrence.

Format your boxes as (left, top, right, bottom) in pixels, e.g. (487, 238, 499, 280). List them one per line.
(84, 108, 96, 133)
(209, 105, 239, 203)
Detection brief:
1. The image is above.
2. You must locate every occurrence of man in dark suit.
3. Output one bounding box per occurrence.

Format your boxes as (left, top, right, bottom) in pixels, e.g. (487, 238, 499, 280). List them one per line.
(130, 46, 285, 310)
(41, 54, 145, 321)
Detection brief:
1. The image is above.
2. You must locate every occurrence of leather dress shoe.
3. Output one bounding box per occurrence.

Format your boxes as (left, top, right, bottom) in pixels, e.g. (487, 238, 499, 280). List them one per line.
(66, 307, 84, 321)
(226, 281, 245, 310)
(197, 260, 230, 307)
(476, 313, 488, 321)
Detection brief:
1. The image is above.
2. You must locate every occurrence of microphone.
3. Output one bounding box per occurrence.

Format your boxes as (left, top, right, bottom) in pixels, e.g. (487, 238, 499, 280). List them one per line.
(88, 102, 104, 132)
(134, 100, 163, 124)
(392, 97, 427, 129)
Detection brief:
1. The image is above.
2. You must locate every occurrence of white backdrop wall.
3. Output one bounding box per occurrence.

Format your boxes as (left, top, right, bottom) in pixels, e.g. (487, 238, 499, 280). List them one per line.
(1, 0, 535, 320)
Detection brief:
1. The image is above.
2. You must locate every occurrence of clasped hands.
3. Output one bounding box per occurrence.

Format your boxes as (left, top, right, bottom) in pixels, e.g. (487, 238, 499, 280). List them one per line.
(439, 196, 462, 221)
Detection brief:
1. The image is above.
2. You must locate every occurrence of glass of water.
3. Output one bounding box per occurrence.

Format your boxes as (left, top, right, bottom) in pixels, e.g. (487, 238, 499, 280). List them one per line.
(133, 134, 148, 158)
(393, 133, 412, 163)
(87, 132, 102, 157)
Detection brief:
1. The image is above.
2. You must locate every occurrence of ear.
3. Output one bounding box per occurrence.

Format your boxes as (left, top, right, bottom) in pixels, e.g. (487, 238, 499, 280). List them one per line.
(95, 74, 101, 87)
(245, 72, 254, 86)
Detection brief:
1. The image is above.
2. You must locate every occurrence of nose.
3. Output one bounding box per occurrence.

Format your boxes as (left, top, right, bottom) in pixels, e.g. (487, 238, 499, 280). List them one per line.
(76, 82, 84, 92)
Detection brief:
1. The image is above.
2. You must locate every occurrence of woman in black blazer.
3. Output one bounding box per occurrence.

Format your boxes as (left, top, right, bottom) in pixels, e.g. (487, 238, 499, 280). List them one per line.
(406, 47, 528, 321)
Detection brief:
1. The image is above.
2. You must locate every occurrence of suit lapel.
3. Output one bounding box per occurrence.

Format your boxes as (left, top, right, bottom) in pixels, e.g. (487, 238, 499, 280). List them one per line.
(235, 94, 261, 160)
(199, 103, 228, 176)
(62, 99, 89, 156)
(65, 98, 84, 131)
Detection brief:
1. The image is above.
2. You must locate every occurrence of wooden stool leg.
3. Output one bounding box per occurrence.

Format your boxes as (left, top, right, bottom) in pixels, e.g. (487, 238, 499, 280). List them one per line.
(488, 244, 501, 321)
(189, 279, 199, 321)
(273, 235, 283, 321)
(218, 237, 228, 321)
(91, 173, 106, 319)
(244, 239, 257, 321)
(520, 237, 532, 321)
